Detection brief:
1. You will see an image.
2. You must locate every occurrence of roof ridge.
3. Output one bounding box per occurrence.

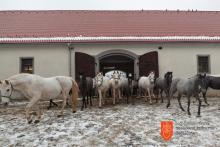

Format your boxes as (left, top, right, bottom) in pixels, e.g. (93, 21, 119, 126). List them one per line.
(0, 10, 220, 13)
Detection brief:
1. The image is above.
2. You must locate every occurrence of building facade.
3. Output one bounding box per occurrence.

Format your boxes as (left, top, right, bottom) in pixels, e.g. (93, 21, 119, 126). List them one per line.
(0, 10, 220, 81)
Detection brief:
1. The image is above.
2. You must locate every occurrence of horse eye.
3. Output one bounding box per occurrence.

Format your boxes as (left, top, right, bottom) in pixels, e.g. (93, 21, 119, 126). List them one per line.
(6, 89, 10, 92)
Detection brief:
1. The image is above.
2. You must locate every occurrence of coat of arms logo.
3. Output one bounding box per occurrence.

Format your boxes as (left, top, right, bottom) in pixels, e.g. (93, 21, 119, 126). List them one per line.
(160, 121, 174, 141)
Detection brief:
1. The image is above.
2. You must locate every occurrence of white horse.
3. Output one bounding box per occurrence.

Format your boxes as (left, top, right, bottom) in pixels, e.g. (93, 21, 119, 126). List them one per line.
(94, 72, 111, 108)
(0, 73, 79, 123)
(109, 70, 122, 105)
(138, 71, 155, 104)
(105, 70, 126, 79)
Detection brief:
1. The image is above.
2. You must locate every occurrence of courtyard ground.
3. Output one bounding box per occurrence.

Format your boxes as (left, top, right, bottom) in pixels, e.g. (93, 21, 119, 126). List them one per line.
(0, 97, 220, 146)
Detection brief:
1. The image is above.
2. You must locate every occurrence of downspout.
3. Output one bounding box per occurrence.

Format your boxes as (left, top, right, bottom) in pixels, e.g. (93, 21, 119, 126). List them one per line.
(68, 43, 73, 77)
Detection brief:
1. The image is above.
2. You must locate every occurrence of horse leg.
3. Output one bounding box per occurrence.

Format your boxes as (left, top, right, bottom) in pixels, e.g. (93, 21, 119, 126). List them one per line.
(86, 92, 89, 105)
(187, 96, 191, 116)
(89, 92, 93, 106)
(160, 89, 164, 103)
(177, 94, 185, 111)
(166, 90, 171, 108)
(151, 88, 156, 102)
(147, 88, 152, 104)
(84, 93, 87, 109)
(202, 91, 209, 105)
(47, 99, 53, 110)
(164, 89, 169, 103)
(34, 103, 42, 124)
(196, 94, 202, 117)
(81, 96, 85, 111)
(98, 89, 102, 108)
(167, 87, 177, 108)
(49, 99, 59, 109)
(144, 90, 148, 102)
(113, 88, 116, 105)
(58, 95, 67, 117)
(25, 97, 40, 124)
(119, 89, 122, 100)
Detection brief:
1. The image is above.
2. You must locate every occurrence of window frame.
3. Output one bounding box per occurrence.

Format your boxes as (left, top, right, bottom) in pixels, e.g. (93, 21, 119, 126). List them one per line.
(19, 57, 34, 74)
(197, 55, 210, 74)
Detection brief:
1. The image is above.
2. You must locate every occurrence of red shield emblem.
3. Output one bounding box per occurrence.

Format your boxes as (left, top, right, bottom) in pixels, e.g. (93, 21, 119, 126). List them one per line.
(160, 121, 173, 141)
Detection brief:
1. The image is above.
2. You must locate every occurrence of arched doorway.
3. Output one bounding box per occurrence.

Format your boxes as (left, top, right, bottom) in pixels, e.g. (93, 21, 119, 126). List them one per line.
(95, 50, 139, 78)
(100, 55, 134, 76)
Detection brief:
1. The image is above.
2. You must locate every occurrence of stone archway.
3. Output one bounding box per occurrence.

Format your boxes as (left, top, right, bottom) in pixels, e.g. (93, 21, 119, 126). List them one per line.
(95, 49, 139, 79)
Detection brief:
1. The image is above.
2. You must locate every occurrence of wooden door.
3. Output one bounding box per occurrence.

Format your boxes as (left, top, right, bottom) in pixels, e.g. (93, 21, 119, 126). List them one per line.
(75, 52, 95, 80)
(139, 51, 159, 77)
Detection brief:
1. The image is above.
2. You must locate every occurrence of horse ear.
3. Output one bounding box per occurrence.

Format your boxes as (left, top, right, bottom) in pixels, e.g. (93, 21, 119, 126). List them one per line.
(198, 74, 202, 79)
(5, 80, 10, 85)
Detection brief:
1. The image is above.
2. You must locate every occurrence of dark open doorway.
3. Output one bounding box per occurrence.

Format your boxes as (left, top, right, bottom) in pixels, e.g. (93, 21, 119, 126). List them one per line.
(99, 55, 134, 77)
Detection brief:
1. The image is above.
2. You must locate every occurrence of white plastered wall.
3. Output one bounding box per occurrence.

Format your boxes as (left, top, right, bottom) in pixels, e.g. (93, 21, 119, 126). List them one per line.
(0, 42, 220, 80)
(0, 43, 69, 79)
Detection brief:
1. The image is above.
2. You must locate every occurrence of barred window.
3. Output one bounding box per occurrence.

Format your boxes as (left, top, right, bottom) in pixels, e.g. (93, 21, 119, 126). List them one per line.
(20, 57, 34, 74)
(197, 55, 210, 73)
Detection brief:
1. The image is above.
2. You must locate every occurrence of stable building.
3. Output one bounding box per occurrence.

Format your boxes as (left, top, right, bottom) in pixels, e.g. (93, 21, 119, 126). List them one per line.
(0, 10, 220, 80)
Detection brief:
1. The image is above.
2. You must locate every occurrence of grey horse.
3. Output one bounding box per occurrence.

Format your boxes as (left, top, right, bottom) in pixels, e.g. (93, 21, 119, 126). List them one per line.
(155, 72, 173, 103)
(200, 74, 220, 105)
(167, 74, 206, 117)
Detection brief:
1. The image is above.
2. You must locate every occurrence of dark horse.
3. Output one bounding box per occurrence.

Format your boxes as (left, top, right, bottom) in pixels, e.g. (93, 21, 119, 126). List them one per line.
(201, 74, 220, 105)
(155, 71, 173, 103)
(167, 74, 206, 117)
(78, 73, 94, 110)
(121, 73, 136, 104)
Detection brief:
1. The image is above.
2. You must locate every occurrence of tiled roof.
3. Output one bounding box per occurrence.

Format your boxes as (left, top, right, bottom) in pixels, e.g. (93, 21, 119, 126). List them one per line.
(0, 10, 220, 43)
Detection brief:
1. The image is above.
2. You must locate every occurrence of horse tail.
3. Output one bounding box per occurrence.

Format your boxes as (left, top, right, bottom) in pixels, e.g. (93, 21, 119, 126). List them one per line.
(71, 79, 79, 113)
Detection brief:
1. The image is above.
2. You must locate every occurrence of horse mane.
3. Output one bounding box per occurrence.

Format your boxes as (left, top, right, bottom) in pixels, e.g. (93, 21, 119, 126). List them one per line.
(7, 73, 33, 86)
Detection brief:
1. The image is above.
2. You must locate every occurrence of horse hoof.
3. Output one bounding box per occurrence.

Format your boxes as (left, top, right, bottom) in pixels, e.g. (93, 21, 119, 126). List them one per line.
(98, 106, 102, 109)
(149, 103, 153, 105)
(197, 115, 201, 117)
(57, 114, 63, 118)
(34, 120, 40, 124)
(72, 111, 76, 113)
(28, 120, 33, 124)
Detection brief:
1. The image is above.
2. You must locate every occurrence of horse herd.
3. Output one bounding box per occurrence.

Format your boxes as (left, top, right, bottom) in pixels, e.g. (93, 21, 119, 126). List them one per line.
(0, 71, 220, 124)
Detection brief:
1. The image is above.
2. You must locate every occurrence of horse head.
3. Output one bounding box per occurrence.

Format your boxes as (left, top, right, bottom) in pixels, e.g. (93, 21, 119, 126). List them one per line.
(95, 72, 104, 87)
(148, 71, 155, 84)
(164, 71, 173, 86)
(0, 80, 13, 98)
(196, 73, 207, 93)
(112, 70, 121, 84)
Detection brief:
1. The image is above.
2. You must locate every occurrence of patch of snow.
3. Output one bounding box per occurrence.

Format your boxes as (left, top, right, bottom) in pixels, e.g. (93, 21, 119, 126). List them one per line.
(0, 97, 219, 146)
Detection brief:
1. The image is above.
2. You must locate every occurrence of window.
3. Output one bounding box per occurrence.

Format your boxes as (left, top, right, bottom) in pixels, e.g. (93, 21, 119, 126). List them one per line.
(197, 55, 210, 73)
(20, 57, 34, 74)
